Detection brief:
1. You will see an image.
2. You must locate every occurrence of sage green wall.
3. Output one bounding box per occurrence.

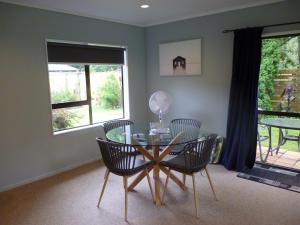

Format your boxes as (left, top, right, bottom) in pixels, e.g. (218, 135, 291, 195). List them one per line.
(0, 2, 147, 190)
(145, 0, 300, 137)
(1, 0, 300, 191)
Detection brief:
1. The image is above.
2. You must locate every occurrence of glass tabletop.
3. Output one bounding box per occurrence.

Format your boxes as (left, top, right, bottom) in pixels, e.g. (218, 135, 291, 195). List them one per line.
(105, 124, 209, 147)
(260, 117, 300, 130)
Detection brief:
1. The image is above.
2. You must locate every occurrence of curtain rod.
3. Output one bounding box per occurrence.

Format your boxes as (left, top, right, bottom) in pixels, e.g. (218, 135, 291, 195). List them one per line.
(223, 20, 300, 33)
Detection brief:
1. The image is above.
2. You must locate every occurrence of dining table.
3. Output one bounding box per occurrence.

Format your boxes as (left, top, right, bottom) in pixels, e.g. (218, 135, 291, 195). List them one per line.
(105, 123, 208, 205)
(259, 117, 300, 161)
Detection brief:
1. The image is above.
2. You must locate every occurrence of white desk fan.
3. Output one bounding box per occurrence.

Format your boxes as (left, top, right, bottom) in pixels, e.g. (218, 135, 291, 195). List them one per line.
(149, 90, 171, 126)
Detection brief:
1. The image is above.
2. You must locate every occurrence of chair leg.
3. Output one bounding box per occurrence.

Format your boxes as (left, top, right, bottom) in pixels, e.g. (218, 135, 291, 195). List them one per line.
(276, 129, 283, 155)
(97, 170, 110, 207)
(161, 168, 171, 204)
(104, 168, 109, 179)
(205, 167, 217, 201)
(298, 134, 300, 151)
(192, 173, 198, 218)
(257, 135, 264, 162)
(183, 174, 186, 185)
(123, 176, 128, 222)
(145, 168, 155, 202)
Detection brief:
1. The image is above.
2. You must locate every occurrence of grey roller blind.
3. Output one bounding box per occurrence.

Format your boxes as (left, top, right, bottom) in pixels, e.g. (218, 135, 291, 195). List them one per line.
(47, 42, 125, 64)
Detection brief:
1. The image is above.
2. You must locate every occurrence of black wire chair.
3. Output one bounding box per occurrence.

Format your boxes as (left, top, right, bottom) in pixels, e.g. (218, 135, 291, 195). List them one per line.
(169, 118, 202, 155)
(278, 128, 300, 152)
(96, 138, 155, 221)
(103, 119, 134, 134)
(160, 134, 218, 217)
(257, 123, 271, 162)
(103, 120, 140, 161)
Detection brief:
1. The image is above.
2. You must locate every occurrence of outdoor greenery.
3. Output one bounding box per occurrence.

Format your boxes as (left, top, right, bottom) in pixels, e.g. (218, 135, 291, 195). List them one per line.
(279, 37, 300, 69)
(90, 65, 120, 72)
(258, 36, 300, 153)
(96, 74, 121, 109)
(258, 37, 300, 111)
(72, 64, 120, 72)
(50, 63, 123, 131)
(52, 109, 83, 131)
(51, 89, 77, 104)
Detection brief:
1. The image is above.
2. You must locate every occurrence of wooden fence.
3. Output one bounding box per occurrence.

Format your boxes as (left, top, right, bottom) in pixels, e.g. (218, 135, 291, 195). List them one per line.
(271, 69, 300, 112)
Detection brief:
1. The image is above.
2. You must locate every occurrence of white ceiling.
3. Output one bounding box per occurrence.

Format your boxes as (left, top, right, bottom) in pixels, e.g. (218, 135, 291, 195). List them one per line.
(1, 0, 285, 27)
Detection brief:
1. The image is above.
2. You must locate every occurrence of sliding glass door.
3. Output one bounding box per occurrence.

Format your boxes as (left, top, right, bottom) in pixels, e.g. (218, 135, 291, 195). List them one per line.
(257, 34, 300, 170)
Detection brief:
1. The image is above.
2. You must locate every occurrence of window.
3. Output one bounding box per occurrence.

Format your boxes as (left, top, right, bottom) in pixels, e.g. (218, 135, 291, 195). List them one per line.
(257, 33, 300, 153)
(258, 34, 300, 115)
(47, 41, 127, 132)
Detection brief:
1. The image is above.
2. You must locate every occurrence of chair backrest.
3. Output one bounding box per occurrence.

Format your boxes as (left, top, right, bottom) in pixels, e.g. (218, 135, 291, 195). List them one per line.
(103, 119, 134, 134)
(181, 134, 217, 171)
(170, 118, 202, 138)
(96, 138, 138, 175)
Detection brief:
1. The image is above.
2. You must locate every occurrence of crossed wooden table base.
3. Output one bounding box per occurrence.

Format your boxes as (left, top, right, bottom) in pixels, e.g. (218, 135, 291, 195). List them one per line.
(130, 133, 186, 205)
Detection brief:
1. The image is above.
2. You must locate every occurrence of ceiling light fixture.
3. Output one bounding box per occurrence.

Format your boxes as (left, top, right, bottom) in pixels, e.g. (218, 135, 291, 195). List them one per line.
(140, 4, 149, 9)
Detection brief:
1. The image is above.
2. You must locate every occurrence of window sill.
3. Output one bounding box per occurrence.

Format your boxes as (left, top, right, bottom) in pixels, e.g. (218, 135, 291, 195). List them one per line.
(53, 117, 130, 136)
(53, 123, 103, 136)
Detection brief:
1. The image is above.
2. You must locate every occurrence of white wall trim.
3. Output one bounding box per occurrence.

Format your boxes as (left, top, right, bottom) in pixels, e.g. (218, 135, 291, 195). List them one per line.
(0, 157, 100, 193)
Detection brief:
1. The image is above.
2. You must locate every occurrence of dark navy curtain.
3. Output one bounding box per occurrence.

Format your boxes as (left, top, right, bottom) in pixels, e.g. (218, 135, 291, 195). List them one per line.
(222, 27, 263, 172)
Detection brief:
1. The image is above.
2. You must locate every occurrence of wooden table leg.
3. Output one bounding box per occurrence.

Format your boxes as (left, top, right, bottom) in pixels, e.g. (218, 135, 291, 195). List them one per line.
(128, 167, 153, 191)
(153, 145, 161, 205)
(154, 164, 161, 205)
(127, 133, 185, 206)
(160, 166, 187, 191)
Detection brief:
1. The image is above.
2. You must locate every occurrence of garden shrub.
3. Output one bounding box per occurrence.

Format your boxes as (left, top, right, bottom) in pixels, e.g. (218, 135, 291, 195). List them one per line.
(52, 109, 82, 131)
(258, 37, 299, 111)
(96, 74, 121, 109)
(51, 89, 77, 104)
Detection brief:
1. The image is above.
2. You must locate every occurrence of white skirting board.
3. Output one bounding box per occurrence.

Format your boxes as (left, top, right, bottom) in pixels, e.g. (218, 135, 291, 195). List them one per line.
(0, 157, 100, 193)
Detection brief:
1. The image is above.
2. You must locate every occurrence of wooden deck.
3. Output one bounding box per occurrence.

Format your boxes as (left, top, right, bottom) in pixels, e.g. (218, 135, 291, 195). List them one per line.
(256, 146, 300, 170)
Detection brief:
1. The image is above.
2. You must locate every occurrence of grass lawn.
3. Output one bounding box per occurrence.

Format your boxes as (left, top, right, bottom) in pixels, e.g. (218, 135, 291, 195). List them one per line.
(259, 127, 300, 152)
(92, 106, 123, 123)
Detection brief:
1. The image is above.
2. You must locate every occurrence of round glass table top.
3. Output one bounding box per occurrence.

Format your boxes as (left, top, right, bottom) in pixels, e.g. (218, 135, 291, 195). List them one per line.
(260, 117, 300, 130)
(105, 124, 207, 147)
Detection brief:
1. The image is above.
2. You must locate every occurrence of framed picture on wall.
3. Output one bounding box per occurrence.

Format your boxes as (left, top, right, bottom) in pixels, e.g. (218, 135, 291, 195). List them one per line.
(159, 39, 201, 76)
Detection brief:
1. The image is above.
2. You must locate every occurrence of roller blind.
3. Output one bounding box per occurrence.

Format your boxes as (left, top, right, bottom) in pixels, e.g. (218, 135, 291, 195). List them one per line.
(47, 42, 125, 64)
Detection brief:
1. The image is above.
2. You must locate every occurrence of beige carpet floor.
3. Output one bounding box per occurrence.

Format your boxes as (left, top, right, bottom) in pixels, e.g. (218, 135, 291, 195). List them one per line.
(0, 161, 300, 225)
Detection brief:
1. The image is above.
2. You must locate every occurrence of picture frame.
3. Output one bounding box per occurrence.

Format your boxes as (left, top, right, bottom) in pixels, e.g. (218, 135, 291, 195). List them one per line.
(159, 39, 201, 76)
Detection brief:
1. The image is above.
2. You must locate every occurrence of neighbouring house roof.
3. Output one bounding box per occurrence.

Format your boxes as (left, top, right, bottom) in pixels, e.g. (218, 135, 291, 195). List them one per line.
(48, 64, 79, 72)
